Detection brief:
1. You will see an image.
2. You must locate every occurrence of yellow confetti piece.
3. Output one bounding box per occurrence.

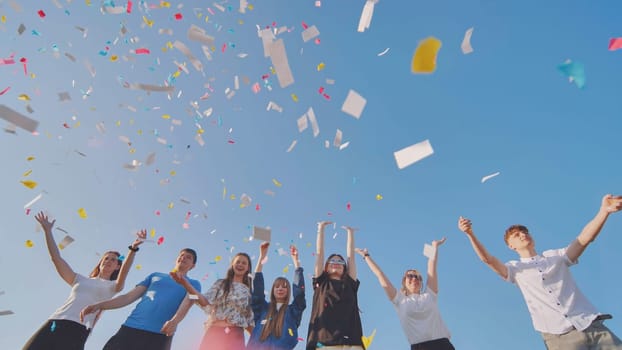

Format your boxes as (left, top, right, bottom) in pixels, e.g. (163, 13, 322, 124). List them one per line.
(272, 178, 282, 187)
(269, 66, 276, 74)
(197, 128, 204, 134)
(172, 70, 180, 78)
(30, 73, 36, 79)
(166, 41, 173, 49)
(222, 187, 227, 200)
(170, 170, 176, 176)
(306, 242, 312, 247)
(25, 240, 34, 248)
(375, 194, 383, 200)
(162, 114, 171, 119)
(26, 156, 35, 161)
(77, 208, 88, 219)
(74, 121, 81, 128)
(168, 202, 174, 209)
(160, 1, 171, 7)
(150, 228, 156, 237)
(20, 180, 37, 189)
(283, 266, 289, 274)
(248, 4, 254, 10)
(137, 129, 143, 135)
(238, 19, 244, 25)
(1, 15, 6, 24)
(85, 0, 92, 5)
(129, 119, 135, 125)
(214, 255, 222, 262)
(411, 37, 442, 74)
(229, 194, 236, 200)
(317, 62, 326, 71)
(291, 94, 299, 102)
(18, 94, 31, 101)
(142, 16, 154, 27)
(288, 328, 293, 336)
(110, 55, 118, 62)
(23, 169, 32, 177)
(171, 268, 178, 273)
(115, 121, 121, 127)
(129, 148, 136, 154)
(361, 329, 376, 349)
(135, 264, 142, 270)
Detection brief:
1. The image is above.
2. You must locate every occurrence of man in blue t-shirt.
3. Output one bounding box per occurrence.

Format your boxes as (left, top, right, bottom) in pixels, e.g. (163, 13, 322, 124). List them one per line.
(81, 248, 201, 350)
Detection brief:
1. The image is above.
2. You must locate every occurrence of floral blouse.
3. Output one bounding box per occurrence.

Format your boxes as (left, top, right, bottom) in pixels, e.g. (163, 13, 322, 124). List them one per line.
(201, 279, 254, 328)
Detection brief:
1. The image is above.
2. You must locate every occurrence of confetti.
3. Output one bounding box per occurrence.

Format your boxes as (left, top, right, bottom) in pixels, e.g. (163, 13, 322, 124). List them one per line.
(357, 0, 377, 32)
(375, 194, 383, 200)
(25, 240, 34, 248)
(341, 90, 366, 119)
(557, 60, 586, 89)
(481, 171, 500, 183)
(272, 178, 282, 187)
(20, 180, 37, 189)
(608, 38, 622, 51)
(377, 47, 390, 56)
(394, 139, 434, 169)
(157, 236, 164, 245)
(461, 27, 474, 54)
(361, 329, 376, 348)
(412, 37, 442, 74)
(58, 235, 75, 250)
(77, 208, 88, 219)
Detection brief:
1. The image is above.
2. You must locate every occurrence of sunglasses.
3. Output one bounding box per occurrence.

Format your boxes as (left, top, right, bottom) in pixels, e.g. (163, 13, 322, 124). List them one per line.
(405, 273, 422, 281)
(328, 259, 346, 265)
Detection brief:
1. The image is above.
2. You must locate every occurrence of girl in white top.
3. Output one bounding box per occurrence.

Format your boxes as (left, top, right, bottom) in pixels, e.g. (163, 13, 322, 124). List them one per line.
(23, 211, 145, 350)
(356, 238, 455, 350)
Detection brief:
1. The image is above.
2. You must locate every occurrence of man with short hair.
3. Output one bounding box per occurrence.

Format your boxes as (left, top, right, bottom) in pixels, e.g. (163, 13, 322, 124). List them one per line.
(458, 194, 622, 349)
(81, 248, 201, 350)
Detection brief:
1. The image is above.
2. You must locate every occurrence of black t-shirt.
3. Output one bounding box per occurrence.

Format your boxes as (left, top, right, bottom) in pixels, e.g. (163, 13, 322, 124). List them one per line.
(306, 272, 364, 350)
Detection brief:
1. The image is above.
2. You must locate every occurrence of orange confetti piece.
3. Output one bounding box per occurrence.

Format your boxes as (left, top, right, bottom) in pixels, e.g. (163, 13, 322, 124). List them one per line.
(20, 180, 37, 189)
(77, 208, 88, 219)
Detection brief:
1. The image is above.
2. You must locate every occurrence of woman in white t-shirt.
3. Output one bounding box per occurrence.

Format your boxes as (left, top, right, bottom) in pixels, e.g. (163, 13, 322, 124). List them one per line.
(23, 211, 145, 350)
(356, 238, 455, 350)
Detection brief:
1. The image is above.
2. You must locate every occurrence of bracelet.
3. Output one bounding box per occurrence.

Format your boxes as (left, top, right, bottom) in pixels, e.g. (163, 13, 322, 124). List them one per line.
(128, 245, 139, 252)
(363, 253, 370, 259)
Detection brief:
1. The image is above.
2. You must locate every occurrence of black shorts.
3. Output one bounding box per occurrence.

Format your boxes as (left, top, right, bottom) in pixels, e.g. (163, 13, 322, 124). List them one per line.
(103, 325, 172, 350)
(411, 338, 456, 350)
(23, 319, 90, 350)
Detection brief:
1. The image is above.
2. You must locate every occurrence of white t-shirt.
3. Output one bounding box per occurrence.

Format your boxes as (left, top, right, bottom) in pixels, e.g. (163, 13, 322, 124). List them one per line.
(505, 247, 599, 334)
(391, 286, 451, 345)
(49, 273, 117, 328)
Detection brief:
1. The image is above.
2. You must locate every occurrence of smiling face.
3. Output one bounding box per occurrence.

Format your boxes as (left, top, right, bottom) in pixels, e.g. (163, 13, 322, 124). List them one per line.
(232, 254, 250, 278)
(324, 254, 347, 279)
(504, 225, 535, 252)
(97, 252, 121, 278)
(174, 249, 196, 274)
(402, 269, 423, 295)
(271, 277, 290, 303)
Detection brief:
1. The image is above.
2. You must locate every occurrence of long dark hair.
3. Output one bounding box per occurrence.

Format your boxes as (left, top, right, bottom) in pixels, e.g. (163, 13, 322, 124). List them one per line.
(324, 253, 348, 280)
(221, 252, 252, 301)
(259, 277, 291, 341)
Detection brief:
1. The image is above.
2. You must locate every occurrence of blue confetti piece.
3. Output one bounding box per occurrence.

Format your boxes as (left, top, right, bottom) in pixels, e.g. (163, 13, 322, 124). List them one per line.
(64, 10, 70, 15)
(557, 60, 585, 89)
(217, 116, 223, 127)
(118, 255, 125, 261)
(50, 321, 56, 332)
(31, 30, 41, 36)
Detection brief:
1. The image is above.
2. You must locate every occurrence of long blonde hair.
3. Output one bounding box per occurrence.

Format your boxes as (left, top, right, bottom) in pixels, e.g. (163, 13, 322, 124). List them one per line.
(259, 277, 291, 341)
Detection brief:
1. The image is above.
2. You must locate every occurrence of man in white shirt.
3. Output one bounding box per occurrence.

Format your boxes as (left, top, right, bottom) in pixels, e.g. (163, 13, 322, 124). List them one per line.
(457, 194, 622, 350)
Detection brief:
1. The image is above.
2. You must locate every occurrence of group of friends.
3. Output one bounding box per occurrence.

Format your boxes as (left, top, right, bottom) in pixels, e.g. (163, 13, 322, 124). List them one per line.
(21, 194, 622, 350)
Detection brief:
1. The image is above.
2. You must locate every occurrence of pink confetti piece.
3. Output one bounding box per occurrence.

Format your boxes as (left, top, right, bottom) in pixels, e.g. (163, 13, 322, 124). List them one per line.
(184, 211, 191, 221)
(157, 236, 164, 245)
(315, 38, 321, 45)
(255, 204, 260, 211)
(207, 7, 215, 15)
(609, 38, 622, 51)
(127, 0, 133, 13)
(135, 48, 150, 54)
(221, 43, 227, 53)
(322, 93, 330, 100)
(252, 83, 261, 93)
(227, 139, 235, 144)
(182, 223, 189, 229)
(25, 208, 31, 215)
(346, 202, 351, 211)
(302, 21, 309, 30)
(19, 57, 27, 75)
(37, 10, 46, 18)
(155, 210, 161, 216)
(0, 86, 10, 95)
(174, 13, 183, 20)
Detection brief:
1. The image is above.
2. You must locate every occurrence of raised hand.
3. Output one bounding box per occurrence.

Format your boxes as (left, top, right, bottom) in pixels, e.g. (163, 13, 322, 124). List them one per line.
(35, 211, 55, 232)
(342, 226, 358, 233)
(131, 229, 147, 249)
(432, 237, 447, 248)
(317, 221, 333, 230)
(290, 245, 299, 260)
(259, 241, 270, 258)
(354, 248, 369, 257)
(602, 194, 622, 213)
(458, 216, 473, 235)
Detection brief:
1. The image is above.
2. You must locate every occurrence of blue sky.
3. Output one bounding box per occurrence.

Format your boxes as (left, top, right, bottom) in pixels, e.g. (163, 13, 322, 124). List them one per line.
(1, 1, 622, 349)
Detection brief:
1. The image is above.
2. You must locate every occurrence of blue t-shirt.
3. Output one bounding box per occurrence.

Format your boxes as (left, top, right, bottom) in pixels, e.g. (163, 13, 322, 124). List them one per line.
(124, 272, 201, 334)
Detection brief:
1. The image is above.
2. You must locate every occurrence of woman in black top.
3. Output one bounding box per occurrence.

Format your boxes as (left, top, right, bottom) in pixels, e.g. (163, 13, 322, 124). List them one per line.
(306, 221, 365, 350)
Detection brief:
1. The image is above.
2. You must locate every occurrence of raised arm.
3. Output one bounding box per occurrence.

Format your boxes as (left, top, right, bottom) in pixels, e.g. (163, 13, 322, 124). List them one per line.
(114, 230, 147, 293)
(426, 237, 446, 294)
(345, 226, 357, 280)
(458, 216, 508, 279)
(35, 212, 75, 285)
(290, 245, 306, 326)
(80, 285, 147, 322)
(355, 248, 397, 301)
(255, 241, 269, 273)
(170, 272, 209, 307)
(567, 194, 622, 263)
(314, 221, 332, 277)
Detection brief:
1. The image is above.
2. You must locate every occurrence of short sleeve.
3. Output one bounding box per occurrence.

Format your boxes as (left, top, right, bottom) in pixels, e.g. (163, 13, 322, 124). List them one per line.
(136, 273, 155, 288)
(505, 262, 515, 283)
(391, 290, 404, 306)
(190, 278, 202, 293)
(204, 279, 224, 303)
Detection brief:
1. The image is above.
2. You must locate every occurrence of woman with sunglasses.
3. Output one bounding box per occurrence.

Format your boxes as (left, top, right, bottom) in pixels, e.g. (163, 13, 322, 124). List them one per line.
(306, 221, 365, 350)
(356, 238, 455, 350)
(247, 241, 306, 350)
